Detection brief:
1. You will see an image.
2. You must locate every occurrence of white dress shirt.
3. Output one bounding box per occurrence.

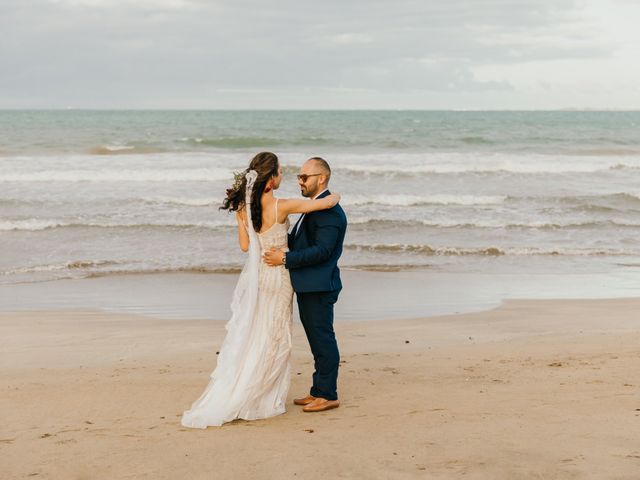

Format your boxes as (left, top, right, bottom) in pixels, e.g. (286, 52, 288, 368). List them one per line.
(292, 189, 328, 237)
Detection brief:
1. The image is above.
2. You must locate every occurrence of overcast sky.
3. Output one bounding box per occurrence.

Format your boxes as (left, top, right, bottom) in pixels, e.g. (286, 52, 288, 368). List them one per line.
(1, 0, 639, 109)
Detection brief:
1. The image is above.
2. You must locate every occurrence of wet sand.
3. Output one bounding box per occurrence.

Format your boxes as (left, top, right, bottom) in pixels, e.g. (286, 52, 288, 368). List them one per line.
(2, 269, 639, 321)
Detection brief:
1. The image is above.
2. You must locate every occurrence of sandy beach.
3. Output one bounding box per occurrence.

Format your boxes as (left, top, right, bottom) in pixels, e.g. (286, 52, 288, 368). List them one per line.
(4, 5, 640, 479)
(2, 298, 639, 479)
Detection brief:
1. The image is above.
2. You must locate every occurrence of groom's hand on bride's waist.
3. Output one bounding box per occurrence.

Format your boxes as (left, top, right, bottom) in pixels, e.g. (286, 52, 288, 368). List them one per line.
(263, 248, 285, 267)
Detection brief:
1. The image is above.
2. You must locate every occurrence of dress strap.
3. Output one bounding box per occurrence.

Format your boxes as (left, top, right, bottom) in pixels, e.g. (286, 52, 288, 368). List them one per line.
(275, 198, 279, 221)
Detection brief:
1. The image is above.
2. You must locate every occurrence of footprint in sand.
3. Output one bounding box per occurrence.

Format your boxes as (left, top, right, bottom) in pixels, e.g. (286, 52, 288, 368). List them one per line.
(55, 439, 77, 445)
(491, 378, 509, 384)
(381, 367, 399, 374)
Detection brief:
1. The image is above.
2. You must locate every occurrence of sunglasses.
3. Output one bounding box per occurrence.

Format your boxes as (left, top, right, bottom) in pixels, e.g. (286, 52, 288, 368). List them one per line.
(296, 173, 322, 182)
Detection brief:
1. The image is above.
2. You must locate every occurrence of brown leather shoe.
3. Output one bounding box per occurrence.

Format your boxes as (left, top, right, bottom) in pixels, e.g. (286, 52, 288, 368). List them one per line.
(293, 395, 316, 406)
(302, 397, 340, 412)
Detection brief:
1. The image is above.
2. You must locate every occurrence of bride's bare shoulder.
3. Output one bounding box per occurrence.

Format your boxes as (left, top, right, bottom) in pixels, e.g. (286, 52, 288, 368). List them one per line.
(276, 197, 302, 213)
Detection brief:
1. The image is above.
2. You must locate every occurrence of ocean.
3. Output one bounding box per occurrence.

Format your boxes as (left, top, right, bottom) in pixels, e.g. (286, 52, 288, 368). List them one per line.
(1, 110, 640, 287)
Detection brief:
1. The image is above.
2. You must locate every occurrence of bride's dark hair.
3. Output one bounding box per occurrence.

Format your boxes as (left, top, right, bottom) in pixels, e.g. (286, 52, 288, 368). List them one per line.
(220, 151, 279, 232)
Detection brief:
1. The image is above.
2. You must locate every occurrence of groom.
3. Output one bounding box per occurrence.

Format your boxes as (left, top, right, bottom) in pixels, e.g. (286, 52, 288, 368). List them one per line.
(264, 157, 347, 412)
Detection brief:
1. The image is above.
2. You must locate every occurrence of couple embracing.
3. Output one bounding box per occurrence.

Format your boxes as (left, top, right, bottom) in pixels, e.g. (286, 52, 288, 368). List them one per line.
(181, 152, 348, 428)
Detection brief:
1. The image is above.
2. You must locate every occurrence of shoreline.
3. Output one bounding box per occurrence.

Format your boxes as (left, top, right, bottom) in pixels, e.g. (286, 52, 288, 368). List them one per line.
(1, 268, 639, 322)
(2, 298, 640, 479)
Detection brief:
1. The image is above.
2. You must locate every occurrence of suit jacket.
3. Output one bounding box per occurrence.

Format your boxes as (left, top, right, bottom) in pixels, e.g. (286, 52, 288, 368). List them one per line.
(285, 190, 347, 293)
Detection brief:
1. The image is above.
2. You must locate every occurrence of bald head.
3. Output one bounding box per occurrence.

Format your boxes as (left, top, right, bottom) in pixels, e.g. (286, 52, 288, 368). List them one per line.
(298, 157, 332, 198)
(307, 157, 331, 180)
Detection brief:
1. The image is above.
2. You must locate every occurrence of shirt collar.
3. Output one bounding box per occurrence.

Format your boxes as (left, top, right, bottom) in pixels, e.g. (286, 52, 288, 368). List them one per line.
(313, 189, 329, 200)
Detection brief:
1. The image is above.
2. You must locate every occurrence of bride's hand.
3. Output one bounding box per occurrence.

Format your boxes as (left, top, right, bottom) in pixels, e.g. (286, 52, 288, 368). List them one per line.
(327, 193, 340, 206)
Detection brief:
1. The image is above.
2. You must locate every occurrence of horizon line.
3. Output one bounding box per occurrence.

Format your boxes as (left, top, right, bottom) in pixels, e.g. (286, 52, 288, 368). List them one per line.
(2, 108, 640, 112)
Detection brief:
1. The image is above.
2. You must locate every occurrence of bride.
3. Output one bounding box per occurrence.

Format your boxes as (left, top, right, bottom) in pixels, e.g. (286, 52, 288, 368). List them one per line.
(181, 152, 340, 428)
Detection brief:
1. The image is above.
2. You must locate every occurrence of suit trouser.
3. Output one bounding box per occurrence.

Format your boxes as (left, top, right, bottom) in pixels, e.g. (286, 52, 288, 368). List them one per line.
(296, 289, 341, 401)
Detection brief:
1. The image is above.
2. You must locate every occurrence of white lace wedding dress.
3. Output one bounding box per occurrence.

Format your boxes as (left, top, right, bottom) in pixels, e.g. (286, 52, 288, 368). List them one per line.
(181, 189, 293, 428)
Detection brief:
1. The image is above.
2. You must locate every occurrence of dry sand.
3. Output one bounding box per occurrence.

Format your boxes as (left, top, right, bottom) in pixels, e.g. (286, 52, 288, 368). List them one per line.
(1, 298, 640, 479)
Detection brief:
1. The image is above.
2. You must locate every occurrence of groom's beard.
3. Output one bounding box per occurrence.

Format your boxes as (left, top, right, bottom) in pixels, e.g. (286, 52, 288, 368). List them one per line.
(300, 185, 313, 198)
(301, 182, 322, 198)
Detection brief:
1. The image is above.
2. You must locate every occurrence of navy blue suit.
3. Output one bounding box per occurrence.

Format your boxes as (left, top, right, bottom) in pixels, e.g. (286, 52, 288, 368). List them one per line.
(286, 190, 347, 401)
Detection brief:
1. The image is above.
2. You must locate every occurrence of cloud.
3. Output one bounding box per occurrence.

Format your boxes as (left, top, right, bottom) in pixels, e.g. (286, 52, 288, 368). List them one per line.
(45, 0, 198, 9)
(339, 57, 513, 92)
(327, 33, 374, 45)
(0, 0, 637, 108)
